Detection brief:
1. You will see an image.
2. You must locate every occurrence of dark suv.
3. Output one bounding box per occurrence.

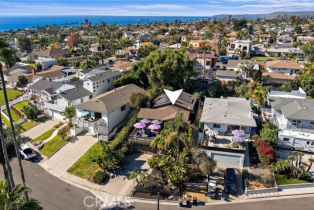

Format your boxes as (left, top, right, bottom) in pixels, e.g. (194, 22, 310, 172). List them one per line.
(224, 168, 237, 195)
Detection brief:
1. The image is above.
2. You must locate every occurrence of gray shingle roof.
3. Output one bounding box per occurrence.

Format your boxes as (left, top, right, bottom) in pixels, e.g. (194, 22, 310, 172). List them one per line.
(86, 70, 121, 82)
(270, 97, 314, 121)
(28, 80, 63, 93)
(77, 84, 146, 113)
(200, 97, 257, 127)
(60, 87, 92, 101)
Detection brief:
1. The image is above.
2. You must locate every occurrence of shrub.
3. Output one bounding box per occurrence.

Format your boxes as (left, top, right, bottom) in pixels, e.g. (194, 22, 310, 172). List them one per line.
(255, 139, 275, 166)
(92, 170, 108, 184)
(129, 92, 149, 110)
(110, 111, 137, 150)
(54, 122, 64, 129)
(260, 122, 278, 146)
(22, 104, 39, 119)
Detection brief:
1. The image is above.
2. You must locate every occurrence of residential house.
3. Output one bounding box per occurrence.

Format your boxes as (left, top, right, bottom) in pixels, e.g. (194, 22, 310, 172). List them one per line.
(259, 34, 271, 46)
(189, 40, 206, 50)
(296, 36, 314, 44)
(27, 80, 71, 105)
(200, 97, 257, 135)
(188, 52, 217, 72)
(35, 47, 65, 59)
(78, 68, 122, 97)
(267, 97, 314, 153)
(215, 70, 238, 82)
(276, 35, 293, 47)
(72, 84, 146, 140)
(199, 97, 257, 168)
(44, 81, 92, 120)
(35, 57, 57, 70)
(137, 90, 198, 123)
(227, 40, 252, 57)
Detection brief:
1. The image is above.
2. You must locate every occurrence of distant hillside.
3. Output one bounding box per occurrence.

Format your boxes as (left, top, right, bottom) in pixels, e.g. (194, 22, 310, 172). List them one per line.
(212, 11, 314, 20)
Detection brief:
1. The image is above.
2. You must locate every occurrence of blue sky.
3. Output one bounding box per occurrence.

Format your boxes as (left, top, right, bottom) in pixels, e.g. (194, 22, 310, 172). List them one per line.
(0, 0, 314, 16)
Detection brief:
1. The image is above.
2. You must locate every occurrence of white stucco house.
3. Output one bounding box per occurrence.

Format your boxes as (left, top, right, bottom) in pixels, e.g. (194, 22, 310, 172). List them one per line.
(78, 68, 121, 97)
(265, 60, 302, 76)
(199, 97, 257, 168)
(227, 40, 252, 57)
(267, 97, 314, 153)
(35, 57, 57, 70)
(72, 84, 146, 140)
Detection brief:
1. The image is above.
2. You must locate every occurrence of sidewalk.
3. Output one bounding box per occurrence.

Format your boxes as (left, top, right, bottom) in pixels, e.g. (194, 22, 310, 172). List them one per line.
(248, 187, 314, 199)
(22, 120, 60, 139)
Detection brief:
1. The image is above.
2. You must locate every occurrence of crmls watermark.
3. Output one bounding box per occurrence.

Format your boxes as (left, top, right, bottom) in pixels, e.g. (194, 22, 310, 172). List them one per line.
(83, 195, 132, 209)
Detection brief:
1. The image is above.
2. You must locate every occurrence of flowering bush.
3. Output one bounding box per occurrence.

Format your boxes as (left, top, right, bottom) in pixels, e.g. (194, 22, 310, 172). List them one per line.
(256, 139, 275, 166)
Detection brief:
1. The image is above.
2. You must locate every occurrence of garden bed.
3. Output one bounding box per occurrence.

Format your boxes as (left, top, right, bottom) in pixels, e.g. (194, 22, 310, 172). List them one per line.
(39, 135, 67, 157)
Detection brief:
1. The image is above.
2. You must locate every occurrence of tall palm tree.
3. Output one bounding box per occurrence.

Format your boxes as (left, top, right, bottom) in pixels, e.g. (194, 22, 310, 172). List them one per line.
(0, 39, 28, 200)
(0, 179, 41, 210)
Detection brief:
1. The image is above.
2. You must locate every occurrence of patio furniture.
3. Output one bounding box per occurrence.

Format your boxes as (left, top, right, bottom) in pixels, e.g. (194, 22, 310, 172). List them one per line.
(151, 120, 162, 125)
(148, 124, 161, 131)
(140, 119, 151, 124)
(134, 122, 146, 129)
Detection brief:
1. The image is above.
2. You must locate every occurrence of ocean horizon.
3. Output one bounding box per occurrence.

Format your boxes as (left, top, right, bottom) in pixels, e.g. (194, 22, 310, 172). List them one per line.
(0, 16, 209, 32)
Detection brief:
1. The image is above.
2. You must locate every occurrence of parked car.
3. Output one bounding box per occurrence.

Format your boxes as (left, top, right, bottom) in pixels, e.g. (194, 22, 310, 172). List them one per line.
(224, 168, 237, 195)
(19, 144, 36, 160)
(208, 180, 217, 198)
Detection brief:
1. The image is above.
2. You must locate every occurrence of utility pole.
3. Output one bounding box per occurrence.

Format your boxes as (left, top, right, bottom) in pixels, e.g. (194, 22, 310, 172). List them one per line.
(0, 63, 29, 200)
(0, 113, 15, 191)
(157, 191, 160, 210)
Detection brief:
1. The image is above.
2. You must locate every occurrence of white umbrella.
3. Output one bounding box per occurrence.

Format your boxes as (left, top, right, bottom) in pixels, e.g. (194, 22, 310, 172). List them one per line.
(205, 129, 218, 137)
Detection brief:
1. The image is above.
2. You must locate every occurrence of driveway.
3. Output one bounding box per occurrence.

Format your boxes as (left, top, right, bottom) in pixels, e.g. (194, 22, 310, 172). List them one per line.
(22, 120, 60, 139)
(40, 134, 98, 173)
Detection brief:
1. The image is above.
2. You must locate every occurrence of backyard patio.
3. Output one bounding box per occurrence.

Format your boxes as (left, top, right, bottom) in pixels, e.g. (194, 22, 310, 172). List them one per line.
(129, 119, 163, 143)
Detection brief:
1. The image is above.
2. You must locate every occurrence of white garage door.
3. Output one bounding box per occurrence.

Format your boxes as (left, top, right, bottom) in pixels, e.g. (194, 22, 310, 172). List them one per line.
(211, 153, 241, 168)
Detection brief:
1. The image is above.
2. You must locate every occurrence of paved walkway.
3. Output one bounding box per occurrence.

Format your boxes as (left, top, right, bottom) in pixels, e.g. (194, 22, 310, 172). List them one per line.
(248, 187, 314, 199)
(40, 134, 98, 172)
(22, 120, 60, 139)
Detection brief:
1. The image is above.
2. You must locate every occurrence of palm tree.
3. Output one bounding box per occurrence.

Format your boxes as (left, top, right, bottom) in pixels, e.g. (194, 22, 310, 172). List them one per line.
(0, 179, 41, 210)
(0, 39, 28, 200)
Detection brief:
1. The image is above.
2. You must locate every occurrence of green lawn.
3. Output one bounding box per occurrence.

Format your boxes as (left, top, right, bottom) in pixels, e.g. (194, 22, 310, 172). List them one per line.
(13, 101, 29, 111)
(3, 109, 21, 122)
(254, 56, 281, 62)
(31, 128, 55, 143)
(67, 143, 103, 180)
(276, 174, 311, 185)
(20, 121, 40, 132)
(1, 114, 10, 127)
(39, 135, 67, 157)
(0, 88, 22, 106)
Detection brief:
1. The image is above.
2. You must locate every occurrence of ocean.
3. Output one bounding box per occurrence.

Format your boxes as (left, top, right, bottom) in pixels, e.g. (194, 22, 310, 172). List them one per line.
(0, 16, 209, 32)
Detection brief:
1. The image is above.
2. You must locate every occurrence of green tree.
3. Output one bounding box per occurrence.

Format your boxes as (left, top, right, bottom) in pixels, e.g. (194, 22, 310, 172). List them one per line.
(302, 40, 314, 62)
(260, 122, 278, 146)
(279, 80, 298, 92)
(129, 92, 148, 110)
(138, 45, 157, 58)
(0, 179, 41, 210)
(57, 57, 68, 66)
(17, 36, 32, 53)
(16, 76, 28, 88)
(191, 148, 217, 176)
(64, 106, 76, 122)
(22, 104, 39, 119)
(298, 73, 314, 98)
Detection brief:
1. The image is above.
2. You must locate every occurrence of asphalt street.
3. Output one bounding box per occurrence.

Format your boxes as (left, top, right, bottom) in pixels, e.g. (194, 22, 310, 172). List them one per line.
(1, 158, 314, 210)
(0, 158, 97, 210)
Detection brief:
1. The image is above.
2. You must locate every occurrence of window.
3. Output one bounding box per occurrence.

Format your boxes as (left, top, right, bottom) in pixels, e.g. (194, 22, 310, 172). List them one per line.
(108, 79, 110, 82)
(121, 105, 126, 111)
(213, 124, 220, 129)
(292, 120, 301, 126)
(206, 61, 211, 66)
(283, 138, 290, 142)
(311, 142, 314, 146)
(307, 141, 310, 145)
(310, 122, 314, 128)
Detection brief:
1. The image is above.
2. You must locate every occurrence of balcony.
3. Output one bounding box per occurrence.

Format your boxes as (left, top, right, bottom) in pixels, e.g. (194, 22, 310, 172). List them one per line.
(129, 128, 158, 144)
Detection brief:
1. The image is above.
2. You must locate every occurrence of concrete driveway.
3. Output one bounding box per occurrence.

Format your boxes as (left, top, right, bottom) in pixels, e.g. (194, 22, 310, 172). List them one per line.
(40, 134, 98, 173)
(22, 120, 60, 139)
